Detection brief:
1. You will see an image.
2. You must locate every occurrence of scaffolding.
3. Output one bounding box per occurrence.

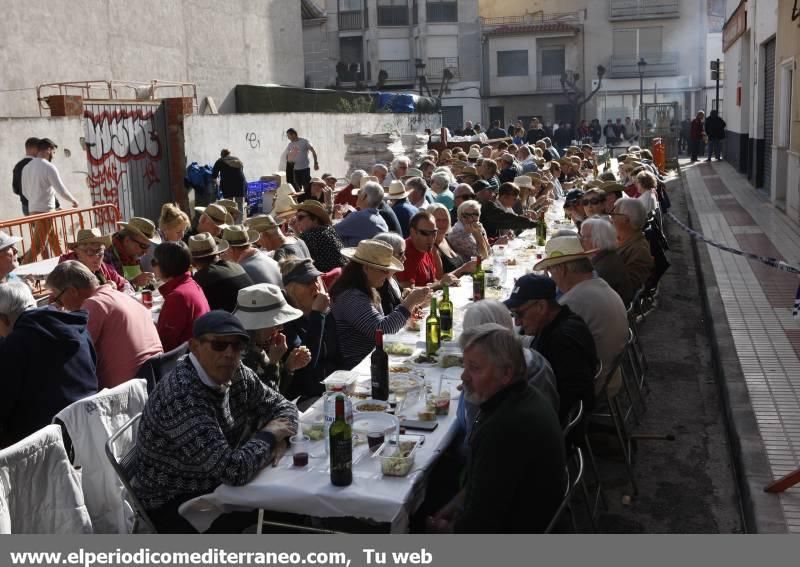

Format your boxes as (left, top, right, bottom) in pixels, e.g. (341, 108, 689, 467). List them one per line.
(36, 80, 197, 115)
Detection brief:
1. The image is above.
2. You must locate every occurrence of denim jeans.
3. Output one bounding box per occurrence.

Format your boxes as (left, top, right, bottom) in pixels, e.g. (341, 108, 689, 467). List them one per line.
(707, 138, 722, 160)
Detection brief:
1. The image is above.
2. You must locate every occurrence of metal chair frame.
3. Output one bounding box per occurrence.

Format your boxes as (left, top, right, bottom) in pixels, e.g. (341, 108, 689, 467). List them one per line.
(545, 447, 586, 533)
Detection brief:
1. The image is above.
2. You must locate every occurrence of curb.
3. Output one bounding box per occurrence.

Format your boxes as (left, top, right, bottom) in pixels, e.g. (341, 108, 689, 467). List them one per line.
(679, 165, 788, 533)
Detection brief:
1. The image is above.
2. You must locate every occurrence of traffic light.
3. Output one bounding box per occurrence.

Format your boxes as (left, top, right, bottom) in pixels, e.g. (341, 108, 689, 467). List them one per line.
(711, 60, 723, 81)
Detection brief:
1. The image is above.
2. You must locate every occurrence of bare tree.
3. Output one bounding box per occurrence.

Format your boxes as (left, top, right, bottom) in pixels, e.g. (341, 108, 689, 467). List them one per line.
(560, 65, 606, 127)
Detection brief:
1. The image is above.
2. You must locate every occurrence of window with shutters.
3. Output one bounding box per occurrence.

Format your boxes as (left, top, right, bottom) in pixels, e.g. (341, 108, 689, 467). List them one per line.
(377, 0, 409, 26)
(497, 50, 528, 77)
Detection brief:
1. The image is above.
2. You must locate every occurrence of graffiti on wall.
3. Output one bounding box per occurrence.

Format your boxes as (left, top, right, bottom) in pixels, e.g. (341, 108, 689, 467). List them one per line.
(83, 107, 164, 221)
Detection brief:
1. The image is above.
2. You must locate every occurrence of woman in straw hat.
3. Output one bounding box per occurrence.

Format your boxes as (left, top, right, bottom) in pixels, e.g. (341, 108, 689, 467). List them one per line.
(330, 240, 431, 369)
(60, 228, 134, 294)
(293, 200, 346, 273)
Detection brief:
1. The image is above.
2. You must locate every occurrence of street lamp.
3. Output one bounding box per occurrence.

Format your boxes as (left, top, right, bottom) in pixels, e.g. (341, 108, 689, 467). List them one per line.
(415, 58, 427, 96)
(637, 57, 648, 123)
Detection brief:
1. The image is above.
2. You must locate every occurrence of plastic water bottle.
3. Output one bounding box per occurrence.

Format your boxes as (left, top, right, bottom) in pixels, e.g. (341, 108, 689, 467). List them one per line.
(493, 246, 507, 287)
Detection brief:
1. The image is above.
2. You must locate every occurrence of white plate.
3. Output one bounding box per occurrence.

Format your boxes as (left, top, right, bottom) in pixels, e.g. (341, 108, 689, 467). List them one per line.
(351, 412, 399, 436)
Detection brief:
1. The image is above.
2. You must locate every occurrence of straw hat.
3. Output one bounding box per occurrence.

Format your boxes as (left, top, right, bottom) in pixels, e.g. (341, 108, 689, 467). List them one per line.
(214, 199, 240, 219)
(117, 217, 161, 244)
(533, 236, 597, 271)
(67, 228, 111, 250)
(527, 172, 543, 184)
(233, 283, 303, 331)
(294, 199, 331, 226)
(385, 180, 412, 200)
(352, 175, 380, 195)
(601, 182, 626, 195)
(221, 225, 259, 247)
(514, 175, 533, 189)
(188, 232, 229, 258)
(245, 214, 279, 233)
(271, 193, 299, 220)
(467, 147, 481, 160)
(275, 177, 304, 198)
(309, 177, 326, 187)
(0, 231, 22, 252)
(341, 239, 405, 272)
(194, 203, 234, 226)
(457, 166, 479, 180)
(402, 168, 424, 180)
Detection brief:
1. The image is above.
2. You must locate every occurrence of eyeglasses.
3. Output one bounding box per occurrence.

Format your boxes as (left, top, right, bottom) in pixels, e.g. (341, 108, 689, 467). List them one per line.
(79, 246, 105, 257)
(50, 288, 68, 307)
(202, 339, 246, 353)
(455, 194, 475, 201)
(462, 212, 480, 219)
(415, 228, 439, 237)
(509, 301, 536, 320)
(582, 198, 604, 206)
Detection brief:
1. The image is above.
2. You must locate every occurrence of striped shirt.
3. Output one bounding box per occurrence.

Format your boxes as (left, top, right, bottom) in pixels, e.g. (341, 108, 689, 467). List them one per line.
(331, 288, 411, 369)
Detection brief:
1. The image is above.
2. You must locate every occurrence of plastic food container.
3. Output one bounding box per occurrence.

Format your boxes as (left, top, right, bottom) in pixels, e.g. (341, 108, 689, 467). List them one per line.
(376, 438, 420, 477)
(300, 411, 326, 441)
(321, 371, 359, 395)
(438, 345, 463, 369)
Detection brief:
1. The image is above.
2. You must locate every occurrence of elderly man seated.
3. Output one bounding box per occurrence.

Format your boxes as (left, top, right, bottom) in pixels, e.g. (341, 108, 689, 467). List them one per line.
(221, 225, 282, 287)
(334, 181, 388, 246)
(246, 214, 311, 263)
(105, 217, 161, 288)
(0, 281, 97, 447)
(396, 211, 459, 289)
(0, 232, 22, 284)
(504, 274, 597, 422)
(193, 203, 234, 238)
(59, 228, 134, 294)
(131, 310, 298, 533)
(536, 237, 628, 390)
(472, 180, 537, 239)
(46, 261, 163, 389)
(191, 233, 254, 312)
(611, 197, 654, 291)
(427, 323, 565, 533)
(429, 172, 454, 210)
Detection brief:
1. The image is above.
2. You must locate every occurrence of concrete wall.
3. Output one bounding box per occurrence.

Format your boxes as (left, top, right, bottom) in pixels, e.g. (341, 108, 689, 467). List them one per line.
(183, 112, 442, 180)
(0, 117, 93, 222)
(0, 0, 304, 117)
(303, 18, 332, 88)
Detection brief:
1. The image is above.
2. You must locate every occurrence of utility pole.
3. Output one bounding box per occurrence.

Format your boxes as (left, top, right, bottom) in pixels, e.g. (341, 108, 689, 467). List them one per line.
(710, 59, 722, 112)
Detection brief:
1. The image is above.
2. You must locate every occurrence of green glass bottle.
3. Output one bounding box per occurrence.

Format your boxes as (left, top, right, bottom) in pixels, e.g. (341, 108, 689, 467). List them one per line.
(329, 395, 352, 486)
(472, 256, 485, 301)
(425, 297, 440, 355)
(439, 285, 453, 341)
(536, 218, 547, 246)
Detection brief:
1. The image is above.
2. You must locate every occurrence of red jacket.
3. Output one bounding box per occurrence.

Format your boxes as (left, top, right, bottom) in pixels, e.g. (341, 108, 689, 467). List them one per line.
(690, 118, 705, 140)
(334, 184, 358, 208)
(157, 273, 210, 352)
(58, 252, 133, 294)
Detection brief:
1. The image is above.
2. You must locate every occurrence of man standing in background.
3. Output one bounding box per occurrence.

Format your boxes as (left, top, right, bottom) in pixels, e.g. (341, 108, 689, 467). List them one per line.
(212, 149, 248, 217)
(12, 137, 39, 216)
(283, 128, 319, 197)
(21, 138, 79, 263)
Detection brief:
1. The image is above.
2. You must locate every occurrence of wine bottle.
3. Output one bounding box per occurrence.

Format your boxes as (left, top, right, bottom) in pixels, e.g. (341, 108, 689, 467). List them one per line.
(472, 256, 485, 301)
(536, 218, 547, 246)
(329, 395, 353, 487)
(439, 285, 453, 341)
(425, 297, 440, 355)
(370, 329, 389, 401)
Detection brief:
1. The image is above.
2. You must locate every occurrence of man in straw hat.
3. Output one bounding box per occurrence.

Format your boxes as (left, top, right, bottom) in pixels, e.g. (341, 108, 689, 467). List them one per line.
(456, 165, 480, 185)
(535, 236, 627, 387)
(132, 309, 298, 533)
(234, 283, 312, 394)
(213, 199, 242, 224)
(245, 214, 310, 263)
(60, 228, 133, 294)
(293, 200, 346, 273)
(386, 180, 418, 237)
(193, 203, 234, 238)
(46, 260, 163, 390)
(220, 225, 282, 288)
(190, 233, 254, 313)
(0, 231, 23, 284)
(106, 217, 161, 288)
(504, 274, 597, 422)
(335, 181, 388, 246)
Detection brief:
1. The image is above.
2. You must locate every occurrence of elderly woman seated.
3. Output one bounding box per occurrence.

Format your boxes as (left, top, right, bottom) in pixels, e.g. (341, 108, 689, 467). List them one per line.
(372, 232, 407, 316)
(610, 197, 654, 291)
(59, 228, 134, 294)
(330, 239, 431, 369)
(426, 203, 477, 277)
(580, 217, 634, 306)
(447, 200, 491, 260)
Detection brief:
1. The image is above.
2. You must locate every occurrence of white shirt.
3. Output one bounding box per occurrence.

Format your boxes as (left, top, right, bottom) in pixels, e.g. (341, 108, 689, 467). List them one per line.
(21, 157, 77, 213)
(638, 189, 659, 215)
(189, 352, 230, 393)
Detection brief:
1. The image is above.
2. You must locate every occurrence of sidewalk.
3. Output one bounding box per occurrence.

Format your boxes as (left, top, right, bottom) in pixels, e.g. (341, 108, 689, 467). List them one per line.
(682, 158, 800, 532)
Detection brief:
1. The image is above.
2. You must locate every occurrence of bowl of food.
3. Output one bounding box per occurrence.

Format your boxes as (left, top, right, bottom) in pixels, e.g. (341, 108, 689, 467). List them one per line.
(384, 342, 415, 356)
(389, 365, 413, 374)
(376, 438, 420, 477)
(321, 371, 359, 395)
(407, 353, 438, 367)
(439, 346, 463, 369)
(353, 399, 391, 413)
(389, 374, 424, 395)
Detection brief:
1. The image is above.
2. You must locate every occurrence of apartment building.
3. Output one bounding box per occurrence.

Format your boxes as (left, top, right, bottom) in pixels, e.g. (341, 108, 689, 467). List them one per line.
(302, 0, 481, 129)
(479, 0, 710, 129)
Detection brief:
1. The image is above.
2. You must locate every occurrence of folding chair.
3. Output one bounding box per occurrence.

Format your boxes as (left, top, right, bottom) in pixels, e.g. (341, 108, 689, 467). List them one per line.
(563, 401, 603, 531)
(545, 447, 586, 533)
(104, 414, 157, 534)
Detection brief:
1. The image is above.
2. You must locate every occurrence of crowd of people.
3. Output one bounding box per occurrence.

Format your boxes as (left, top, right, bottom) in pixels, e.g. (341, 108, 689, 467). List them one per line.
(0, 123, 671, 533)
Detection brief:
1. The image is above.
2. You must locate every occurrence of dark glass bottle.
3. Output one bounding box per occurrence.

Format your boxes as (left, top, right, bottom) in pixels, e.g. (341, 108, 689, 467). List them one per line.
(439, 285, 453, 341)
(329, 395, 353, 486)
(370, 329, 389, 401)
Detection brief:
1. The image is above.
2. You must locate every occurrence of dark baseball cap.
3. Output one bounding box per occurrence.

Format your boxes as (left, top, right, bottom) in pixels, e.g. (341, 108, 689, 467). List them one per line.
(564, 189, 585, 205)
(282, 258, 323, 286)
(193, 310, 250, 341)
(504, 274, 556, 309)
(471, 180, 493, 193)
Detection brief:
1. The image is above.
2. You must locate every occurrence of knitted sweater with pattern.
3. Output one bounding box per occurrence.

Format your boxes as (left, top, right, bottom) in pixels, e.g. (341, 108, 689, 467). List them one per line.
(131, 356, 298, 511)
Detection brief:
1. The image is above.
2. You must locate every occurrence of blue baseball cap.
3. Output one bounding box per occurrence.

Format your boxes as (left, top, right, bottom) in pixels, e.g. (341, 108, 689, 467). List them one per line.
(193, 310, 250, 341)
(503, 275, 556, 309)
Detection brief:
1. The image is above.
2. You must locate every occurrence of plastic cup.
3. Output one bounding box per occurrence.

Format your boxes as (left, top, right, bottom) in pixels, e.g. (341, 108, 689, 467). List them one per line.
(290, 434, 310, 467)
(367, 430, 385, 453)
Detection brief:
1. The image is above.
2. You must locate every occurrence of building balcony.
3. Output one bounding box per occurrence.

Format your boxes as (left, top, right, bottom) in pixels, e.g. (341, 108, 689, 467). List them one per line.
(377, 6, 409, 27)
(480, 12, 581, 36)
(378, 60, 415, 80)
(428, 57, 459, 79)
(338, 10, 364, 31)
(607, 52, 679, 78)
(427, 1, 458, 23)
(608, 0, 680, 21)
(536, 73, 564, 91)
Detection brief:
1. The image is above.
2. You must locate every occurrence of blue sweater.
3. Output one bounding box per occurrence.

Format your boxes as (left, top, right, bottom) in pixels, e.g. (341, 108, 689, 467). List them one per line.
(0, 308, 98, 447)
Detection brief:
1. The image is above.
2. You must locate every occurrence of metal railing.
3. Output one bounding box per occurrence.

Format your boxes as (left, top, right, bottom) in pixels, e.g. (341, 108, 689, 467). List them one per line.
(480, 11, 579, 27)
(536, 73, 564, 91)
(338, 10, 364, 30)
(427, 1, 458, 23)
(608, 51, 679, 78)
(0, 204, 121, 266)
(428, 57, 459, 78)
(378, 60, 415, 80)
(608, 0, 680, 20)
(36, 80, 198, 115)
(377, 5, 409, 26)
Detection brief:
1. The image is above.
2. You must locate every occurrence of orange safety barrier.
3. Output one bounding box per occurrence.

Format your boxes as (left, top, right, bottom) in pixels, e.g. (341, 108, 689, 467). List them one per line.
(0, 204, 121, 265)
(652, 137, 666, 174)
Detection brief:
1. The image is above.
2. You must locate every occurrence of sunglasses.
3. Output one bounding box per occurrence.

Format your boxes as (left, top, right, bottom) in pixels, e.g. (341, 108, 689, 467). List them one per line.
(462, 212, 480, 219)
(455, 194, 476, 200)
(50, 288, 68, 306)
(415, 228, 438, 237)
(202, 339, 246, 353)
(131, 238, 150, 251)
(582, 198, 604, 206)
